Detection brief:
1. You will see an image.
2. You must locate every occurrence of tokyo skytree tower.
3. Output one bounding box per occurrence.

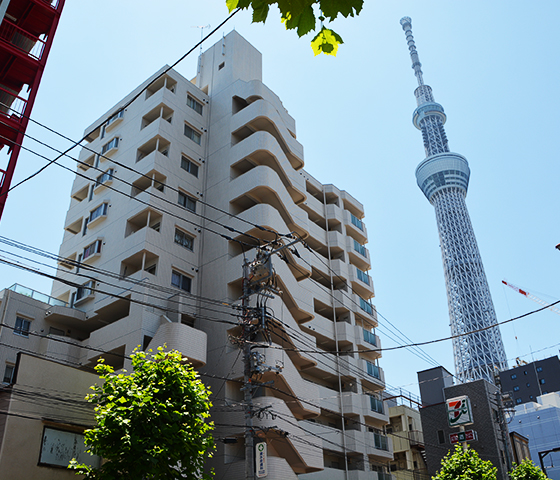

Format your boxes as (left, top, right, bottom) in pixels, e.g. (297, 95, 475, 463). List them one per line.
(400, 17, 508, 383)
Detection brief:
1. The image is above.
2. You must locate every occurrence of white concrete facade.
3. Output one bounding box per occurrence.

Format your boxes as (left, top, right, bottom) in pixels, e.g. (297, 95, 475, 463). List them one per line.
(1, 31, 390, 478)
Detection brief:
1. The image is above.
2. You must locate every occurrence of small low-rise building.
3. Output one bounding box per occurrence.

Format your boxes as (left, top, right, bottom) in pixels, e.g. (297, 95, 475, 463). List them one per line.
(387, 395, 428, 480)
(0, 353, 98, 479)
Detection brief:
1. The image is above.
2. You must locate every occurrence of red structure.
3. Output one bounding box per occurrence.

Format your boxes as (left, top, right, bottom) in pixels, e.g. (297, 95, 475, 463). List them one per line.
(0, 0, 64, 220)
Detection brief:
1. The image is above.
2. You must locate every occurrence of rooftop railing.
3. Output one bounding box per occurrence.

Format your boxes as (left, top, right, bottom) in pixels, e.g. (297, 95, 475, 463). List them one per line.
(7, 283, 67, 307)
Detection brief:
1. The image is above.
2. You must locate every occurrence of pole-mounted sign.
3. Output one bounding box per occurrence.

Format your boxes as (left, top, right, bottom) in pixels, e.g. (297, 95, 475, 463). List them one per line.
(446, 396, 473, 427)
(256, 441, 267, 478)
(450, 430, 477, 444)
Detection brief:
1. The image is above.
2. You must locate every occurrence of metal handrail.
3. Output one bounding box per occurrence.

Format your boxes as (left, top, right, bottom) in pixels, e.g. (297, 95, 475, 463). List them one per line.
(0, 19, 47, 60)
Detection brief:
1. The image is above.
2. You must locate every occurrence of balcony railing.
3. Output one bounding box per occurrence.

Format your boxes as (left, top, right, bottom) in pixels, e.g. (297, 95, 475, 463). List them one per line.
(0, 85, 28, 118)
(350, 213, 364, 231)
(408, 430, 424, 446)
(369, 395, 384, 414)
(356, 267, 370, 285)
(0, 19, 47, 61)
(373, 432, 389, 451)
(359, 297, 373, 315)
(363, 328, 377, 346)
(354, 238, 366, 256)
(366, 360, 381, 380)
(8, 284, 67, 307)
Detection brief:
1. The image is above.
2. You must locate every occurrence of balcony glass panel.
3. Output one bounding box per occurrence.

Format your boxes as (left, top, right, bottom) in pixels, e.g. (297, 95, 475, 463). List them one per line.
(350, 213, 363, 231)
(359, 297, 373, 315)
(363, 329, 377, 346)
(369, 395, 384, 414)
(354, 239, 366, 256)
(356, 267, 370, 285)
(374, 432, 389, 451)
(366, 360, 380, 379)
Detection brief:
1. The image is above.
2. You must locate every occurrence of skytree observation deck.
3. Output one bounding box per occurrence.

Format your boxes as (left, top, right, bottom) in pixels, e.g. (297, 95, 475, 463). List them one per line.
(400, 16, 507, 383)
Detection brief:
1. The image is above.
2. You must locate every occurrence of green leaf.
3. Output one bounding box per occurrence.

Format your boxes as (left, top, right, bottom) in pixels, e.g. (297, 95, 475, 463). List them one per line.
(319, 0, 363, 21)
(282, 4, 316, 36)
(311, 27, 343, 56)
(252, 0, 270, 23)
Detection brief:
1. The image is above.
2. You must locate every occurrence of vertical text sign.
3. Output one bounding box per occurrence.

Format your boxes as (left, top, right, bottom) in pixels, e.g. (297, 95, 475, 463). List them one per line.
(256, 441, 267, 478)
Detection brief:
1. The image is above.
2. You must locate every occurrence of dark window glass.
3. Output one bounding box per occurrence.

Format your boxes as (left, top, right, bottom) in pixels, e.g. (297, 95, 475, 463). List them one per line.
(14, 317, 30, 337)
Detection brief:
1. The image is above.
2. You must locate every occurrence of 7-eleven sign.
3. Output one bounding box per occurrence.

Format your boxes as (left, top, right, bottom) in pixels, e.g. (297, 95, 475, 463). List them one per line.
(447, 396, 473, 427)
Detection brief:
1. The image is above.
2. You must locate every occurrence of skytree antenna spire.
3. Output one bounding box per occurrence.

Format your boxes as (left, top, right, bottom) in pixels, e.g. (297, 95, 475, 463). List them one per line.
(400, 17, 508, 384)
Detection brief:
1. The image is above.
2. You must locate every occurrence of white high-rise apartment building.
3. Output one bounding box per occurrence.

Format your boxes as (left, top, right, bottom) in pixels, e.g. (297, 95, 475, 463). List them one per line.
(2, 31, 391, 479)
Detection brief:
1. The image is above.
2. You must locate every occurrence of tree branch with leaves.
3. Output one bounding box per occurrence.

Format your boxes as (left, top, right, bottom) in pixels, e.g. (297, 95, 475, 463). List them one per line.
(226, 0, 364, 55)
(69, 348, 215, 479)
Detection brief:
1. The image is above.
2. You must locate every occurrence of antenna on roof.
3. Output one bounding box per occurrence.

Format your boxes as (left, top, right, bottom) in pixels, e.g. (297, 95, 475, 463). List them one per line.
(192, 24, 211, 75)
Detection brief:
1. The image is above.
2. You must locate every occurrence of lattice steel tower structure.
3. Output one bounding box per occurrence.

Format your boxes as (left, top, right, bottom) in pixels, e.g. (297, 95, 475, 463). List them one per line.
(400, 17, 507, 383)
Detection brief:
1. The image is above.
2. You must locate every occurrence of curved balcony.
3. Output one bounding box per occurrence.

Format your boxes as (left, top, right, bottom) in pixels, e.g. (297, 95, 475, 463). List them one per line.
(230, 130, 306, 204)
(229, 165, 308, 238)
(147, 321, 207, 367)
(231, 98, 303, 170)
(218, 456, 299, 480)
(226, 346, 320, 419)
(233, 79, 297, 135)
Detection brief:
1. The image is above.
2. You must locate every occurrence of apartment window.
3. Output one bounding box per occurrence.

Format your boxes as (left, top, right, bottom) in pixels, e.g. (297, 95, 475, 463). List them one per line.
(524, 370, 528, 375)
(526, 383, 531, 388)
(540, 378, 546, 385)
(39, 427, 101, 469)
(184, 124, 201, 145)
(511, 374, 517, 380)
(83, 239, 102, 260)
(178, 192, 196, 212)
(3, 364, 14, 384)
(536, 366, 543, 373)
(75, 280, 95, 303)
(187, 95, 203, 115)
(14, 316, 31, 337)
(513, 386, 520, 392)
(95, 169, 114, 188)
(516, 398, 522, 404)
(82, 218, 89, 236)
(174, 228, 194, 251)
(101, 137, 119, 155)
(88, 184, 95, 201)
(181, 155, 199, 177)
(106, 109, 124, 127)
(171, 270, 192, 293)
(89, 203, 109, 223)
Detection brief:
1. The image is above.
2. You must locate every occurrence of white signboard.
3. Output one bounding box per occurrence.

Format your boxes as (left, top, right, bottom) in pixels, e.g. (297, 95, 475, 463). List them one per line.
(255, 441, 267, 478)
(447, 396, 474, 427)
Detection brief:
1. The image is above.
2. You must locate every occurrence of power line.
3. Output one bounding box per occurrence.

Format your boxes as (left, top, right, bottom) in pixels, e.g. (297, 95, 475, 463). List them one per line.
(0, 8, 242, 200)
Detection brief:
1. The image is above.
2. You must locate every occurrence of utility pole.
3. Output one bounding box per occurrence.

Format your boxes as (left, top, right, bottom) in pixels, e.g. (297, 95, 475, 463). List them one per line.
(237, 240, 298, 478)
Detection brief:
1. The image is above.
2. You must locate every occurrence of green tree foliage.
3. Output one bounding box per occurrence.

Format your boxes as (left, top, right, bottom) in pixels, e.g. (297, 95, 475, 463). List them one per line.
(226, 0, 363, 56)
(69, 348, 214, 479)
(433, 445, 497, 480)
(510, 460, 550, 480)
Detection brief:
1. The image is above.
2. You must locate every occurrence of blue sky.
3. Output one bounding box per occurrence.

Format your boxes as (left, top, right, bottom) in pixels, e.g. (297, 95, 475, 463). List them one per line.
(1, 0, 559, 396)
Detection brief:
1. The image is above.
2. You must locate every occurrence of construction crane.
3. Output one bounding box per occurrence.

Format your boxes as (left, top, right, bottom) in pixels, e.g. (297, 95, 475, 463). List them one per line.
(502, 280, 560, 316)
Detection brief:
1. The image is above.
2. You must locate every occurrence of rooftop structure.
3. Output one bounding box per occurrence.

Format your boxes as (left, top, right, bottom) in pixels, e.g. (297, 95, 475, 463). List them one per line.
(400, 17, 507, 383)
